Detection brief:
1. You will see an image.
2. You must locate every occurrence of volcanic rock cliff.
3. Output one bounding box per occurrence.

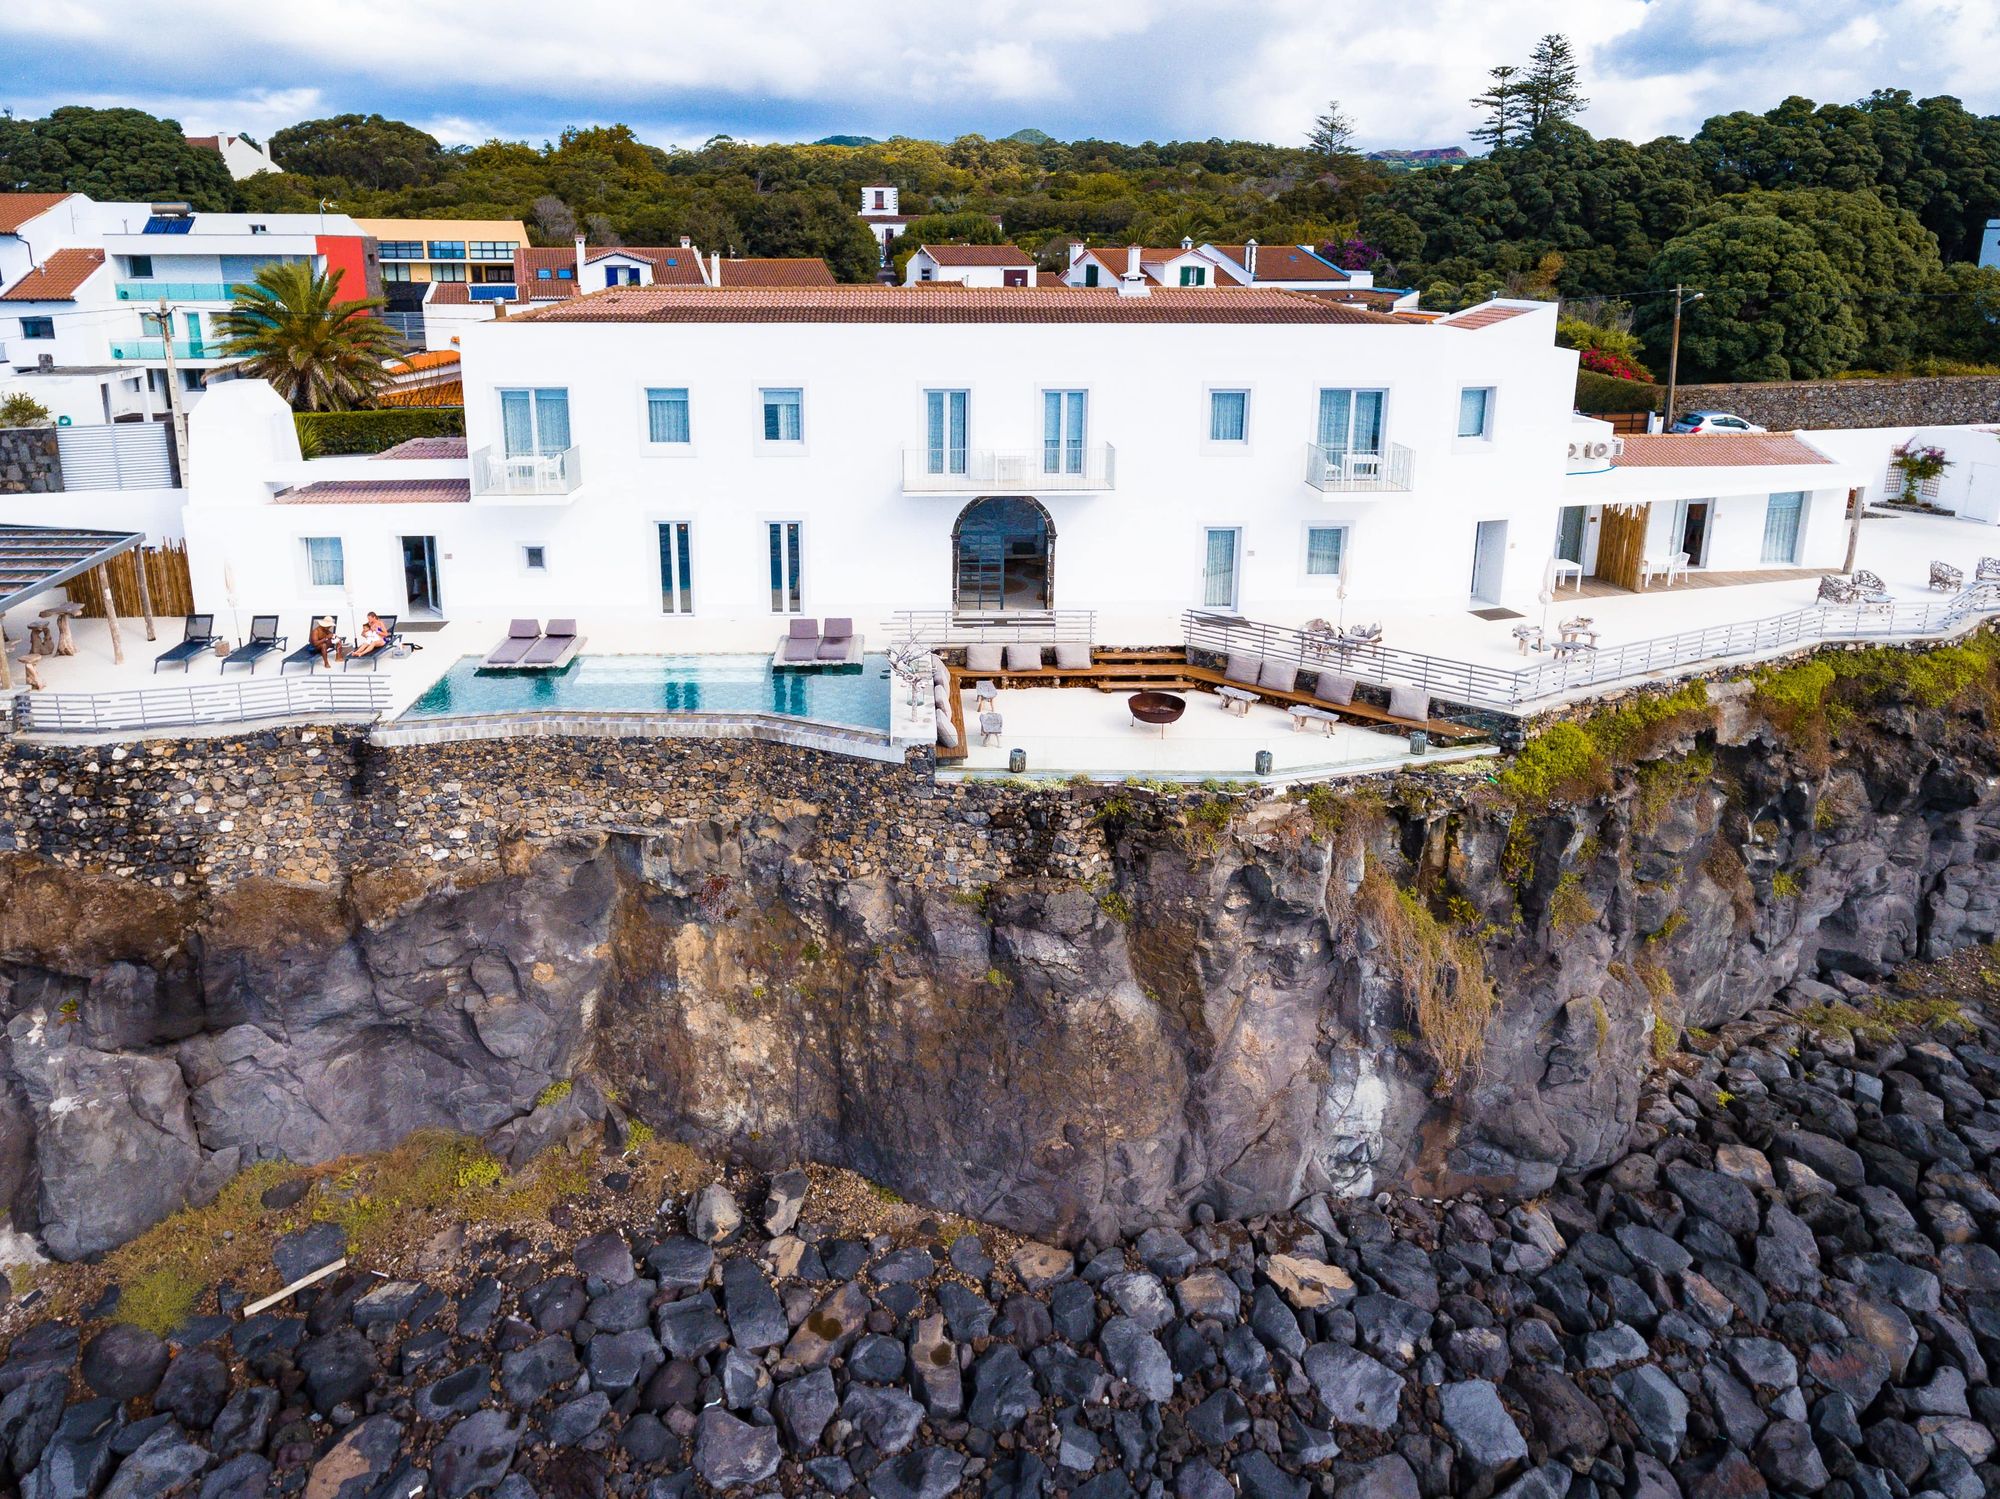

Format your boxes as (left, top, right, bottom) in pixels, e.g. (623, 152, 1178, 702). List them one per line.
(2, 659, 1999, 1262)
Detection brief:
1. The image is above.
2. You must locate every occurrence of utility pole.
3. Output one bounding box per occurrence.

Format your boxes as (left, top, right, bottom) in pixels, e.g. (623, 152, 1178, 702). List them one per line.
(1661, 285, 1703, 434)
(153, 297, 190, 484)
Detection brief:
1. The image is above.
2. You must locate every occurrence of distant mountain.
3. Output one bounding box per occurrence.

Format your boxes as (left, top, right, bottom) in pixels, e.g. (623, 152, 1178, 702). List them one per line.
(814, 134, 880, 147)
(1366, 146, 1470, 172)
(1004, 128, 1053, 145)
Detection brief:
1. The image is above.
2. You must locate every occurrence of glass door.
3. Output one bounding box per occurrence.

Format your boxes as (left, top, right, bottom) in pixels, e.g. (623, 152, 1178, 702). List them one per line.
(926, 390, 968, 475)
(657, 522, 693, 613)
(400, 536, 441, 617)
(499, 388, 570, 456)
(1317, 389, 1386, 458)
(1761, 492, 1804, 563)
(1042, 390, 1086, 474)
(1676, 500, 1713, 566)
(768, 521, 803, 613)
(1555, 505, 1587, 565)
(1203, 527, 1240, 610)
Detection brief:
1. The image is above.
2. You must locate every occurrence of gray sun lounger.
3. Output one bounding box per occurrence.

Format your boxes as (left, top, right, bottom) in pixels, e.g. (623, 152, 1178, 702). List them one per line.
(281, 616, 337, 674)
(219, 616, 286, 674)
(817, 616, 856, 661)
(779, 618, 821, 664)
(519, 619, 581, 668)
(342, 615, 402, 670)
(153, 615, 218, 673)
(484, 619, 542, 667)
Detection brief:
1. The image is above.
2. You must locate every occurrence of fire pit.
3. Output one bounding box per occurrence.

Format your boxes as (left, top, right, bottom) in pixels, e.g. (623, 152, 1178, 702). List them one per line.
(1128, 690, 1186, 737)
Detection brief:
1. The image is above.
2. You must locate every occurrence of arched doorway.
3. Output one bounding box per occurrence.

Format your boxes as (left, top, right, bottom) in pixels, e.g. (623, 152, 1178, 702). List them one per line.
(953, 496, 1053, 612)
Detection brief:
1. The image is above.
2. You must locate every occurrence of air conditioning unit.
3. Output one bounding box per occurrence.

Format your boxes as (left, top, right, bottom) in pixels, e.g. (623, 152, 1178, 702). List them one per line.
(37, 354, 55, 371)
(1587, 440, 1614, 459)
(994, 454, 1028, 485)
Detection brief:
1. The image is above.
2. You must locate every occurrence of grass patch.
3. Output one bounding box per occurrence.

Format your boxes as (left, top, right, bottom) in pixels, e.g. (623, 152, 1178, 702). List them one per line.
(1646, 911, 1686, 945)
(1636, 957, 1675, 1001)
(1591, 997, 1611, 1054)
(1632, 747, 1714, 835)
(1358, 865, 1499, 1093)
(534, 1079, 573, 1109)
(1651, 1011, 1677, 1062)
(1770, 869, 1803, 900)
(1702, 841, 1756, 925)
(1178, 797, 1236, 858)
(1499, 683, 1714, 808)
(1096, 888, 1135, 924)
(1297, 784, 1386, 845)
(1796, 992, 1967, 1043)
(1548, 874, 1598, 933)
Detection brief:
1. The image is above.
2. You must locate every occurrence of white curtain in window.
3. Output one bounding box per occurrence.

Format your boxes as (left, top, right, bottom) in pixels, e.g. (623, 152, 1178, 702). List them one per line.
(648, 388, 690, 443)
(500, 390, 534, 457)
(305, 537, 344, 587)
(1210, 391, 1247, 442)
(1203, 528, 1237, 608)
(763, 390, 802, 442)
(532, 389, 569, 453)
(1306, 527, 1344, 576)
(926, 391, 967, 474)
(1761, 491, 1805, 563)
(1458, 388, 1490, 438)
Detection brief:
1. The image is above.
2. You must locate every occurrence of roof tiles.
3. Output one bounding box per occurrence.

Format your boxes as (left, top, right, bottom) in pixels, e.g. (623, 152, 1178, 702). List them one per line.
(0, 248, 105, 302)
(511, 285, 1405, 326)
(0, 194, 74, 235)
(275, 478, 472, 504)
(920, 243, 1035, 267)
(1612, 434, 1834, 468)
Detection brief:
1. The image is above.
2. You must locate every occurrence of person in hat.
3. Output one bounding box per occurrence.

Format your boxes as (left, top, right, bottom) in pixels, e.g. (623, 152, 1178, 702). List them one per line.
(308, 615, 340, 667)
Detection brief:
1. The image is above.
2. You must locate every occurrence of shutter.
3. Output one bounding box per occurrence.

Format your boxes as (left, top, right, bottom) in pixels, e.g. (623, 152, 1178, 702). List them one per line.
(56, 423, 174, 490)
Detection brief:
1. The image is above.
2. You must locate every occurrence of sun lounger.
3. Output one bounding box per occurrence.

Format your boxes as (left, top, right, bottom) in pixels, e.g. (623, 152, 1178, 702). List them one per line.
(484, 619, 542, 667)
(778, 618, 821, 664)
(282, 616, 338, 674)
(818, 617, 855, 661)
(342, 615, 402, 670)
(520, 619, 581, 667)
(219, 616, 285, 674)
(153, 615, 218, 673)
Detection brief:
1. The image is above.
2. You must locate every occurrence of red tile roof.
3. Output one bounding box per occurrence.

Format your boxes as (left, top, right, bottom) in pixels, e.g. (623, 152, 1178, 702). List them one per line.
(716, 257, 836, 287)
(370, 436, 468, 460)
(274, 478, 471, 504)
(391, 349, 460, 372)
(184, 135, 220, 150)
(516, 245, 706, 297)
(0, 248, 105, 302)
(1612, 434, 1834, 468)
(0, 193, 75, 236)
(1210, 244, 1351, 283)
(1443, 303, 1538, 329)
(513, 285, 1406, 325)
(919, 243, 1034, 267)
(425, 282, 472, 304)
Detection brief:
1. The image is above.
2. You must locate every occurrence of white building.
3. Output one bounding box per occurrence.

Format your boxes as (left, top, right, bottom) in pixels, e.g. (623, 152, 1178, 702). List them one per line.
(903, 244, 1037, 287)
(165, 283, 1864, 645)
(185, 133, 280, 180)
(858, 185, 914, 267)
(0, 192, 379, 422)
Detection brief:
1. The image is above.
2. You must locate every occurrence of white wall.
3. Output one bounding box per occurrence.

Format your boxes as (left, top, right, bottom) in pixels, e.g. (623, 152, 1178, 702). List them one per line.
(0, 485, 187, 540)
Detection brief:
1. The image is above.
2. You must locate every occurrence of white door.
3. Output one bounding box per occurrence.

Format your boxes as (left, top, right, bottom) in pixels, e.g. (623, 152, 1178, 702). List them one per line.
(1470, 520, 1508, 605)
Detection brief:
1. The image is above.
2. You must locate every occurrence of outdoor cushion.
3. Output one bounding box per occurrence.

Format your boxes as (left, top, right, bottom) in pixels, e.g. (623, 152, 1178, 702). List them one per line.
(966, 643, 1004, 673)
(1053, 642, 1091, 671)
(1258, 660, 1300, 693)
(934, 683, 951, 710)
(935, 708, 959, 749)
(788, 618, 818, 640)
(1388, 686, 1431, 723)
(932, 657, 951, 687)
(1223, 653, 1260, 685)
(1005, 644, 1044, 672)
(822, 616, 854, 640)
(1315, 673, 1357, 705)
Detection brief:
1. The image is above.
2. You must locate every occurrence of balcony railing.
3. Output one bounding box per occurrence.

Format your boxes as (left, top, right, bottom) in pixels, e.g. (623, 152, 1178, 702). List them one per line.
(109, 339, 212, 360)
(901, 444, 1116, 493)
(472, 444, 583, 498)
(1303, 441, 1415, 493)
(116, 281, 243, 302)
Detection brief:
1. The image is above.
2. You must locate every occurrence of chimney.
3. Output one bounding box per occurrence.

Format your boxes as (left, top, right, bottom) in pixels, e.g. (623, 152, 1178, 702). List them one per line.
(1181, 235, 1194, 250)
(711, 252, 722, 286)
(679, 235, 692, 249)
(1245, 239, 1258, 277)
(1125, 245, 1141, 279)
(1118, 244, 1150, 299)
(573, 234, 587, 285)
(1067, 241, 1085, 267)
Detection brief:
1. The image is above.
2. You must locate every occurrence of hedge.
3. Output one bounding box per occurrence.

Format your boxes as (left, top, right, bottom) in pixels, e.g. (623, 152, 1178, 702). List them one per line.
(1575, 371, 1663, 414)
(295, 407, 464, 456)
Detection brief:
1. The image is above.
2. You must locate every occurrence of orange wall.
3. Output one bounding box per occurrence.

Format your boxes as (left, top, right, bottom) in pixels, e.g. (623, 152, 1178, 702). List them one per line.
(317, 234, 373, 302)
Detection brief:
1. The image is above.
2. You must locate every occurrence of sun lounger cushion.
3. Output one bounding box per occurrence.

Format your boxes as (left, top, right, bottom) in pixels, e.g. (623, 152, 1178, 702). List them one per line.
(822, 617, 853, 641)
(1224, 653, 1260, 685)
(932, 656, 950, 687)
(788, 618, 818, 639)
(966, 643, 1004, 673)
(934, 683, 950, 710)
(1258, 660, 1299, 693)
(1388, 686, 1430, 724)
(782, 636, 820, 662)
(1315, 672, 1357, 706)
(1053, 642, 1091, 671)
(935, 708, 959, 749)
(1005, 644, 1043, 672)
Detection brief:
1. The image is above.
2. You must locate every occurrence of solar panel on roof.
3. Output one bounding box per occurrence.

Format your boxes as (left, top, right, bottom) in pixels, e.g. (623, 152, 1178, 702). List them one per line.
(143, 216, 194, 234)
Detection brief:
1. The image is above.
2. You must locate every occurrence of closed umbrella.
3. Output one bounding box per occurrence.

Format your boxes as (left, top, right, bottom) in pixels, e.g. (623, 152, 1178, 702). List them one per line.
(223, 559, 241, 648)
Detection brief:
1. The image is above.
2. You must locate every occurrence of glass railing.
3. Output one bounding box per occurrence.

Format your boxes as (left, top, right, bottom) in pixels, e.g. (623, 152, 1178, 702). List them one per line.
(116, 281, 244, 302)
(472, 444, 583, 497)
(901, 444, 1116, 492)
(1303, 440, 1415, 493)
(109, 339, 212, 360)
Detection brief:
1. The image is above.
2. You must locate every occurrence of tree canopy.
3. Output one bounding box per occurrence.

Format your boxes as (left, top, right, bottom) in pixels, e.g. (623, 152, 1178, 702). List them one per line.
(0, 107, 235, 208)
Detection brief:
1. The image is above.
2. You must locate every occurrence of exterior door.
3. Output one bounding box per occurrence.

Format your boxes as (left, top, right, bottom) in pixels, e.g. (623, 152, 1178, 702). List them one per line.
(1555, 505, 1587, 565)
(1676, 500, 1713, 566)
(1469, 520, 1508, 604)
(1761, 492, 1804, 563)
(401, 536, 441, 616)
(1202, 527, 1240, 610)
(954, 497, 1051, 612)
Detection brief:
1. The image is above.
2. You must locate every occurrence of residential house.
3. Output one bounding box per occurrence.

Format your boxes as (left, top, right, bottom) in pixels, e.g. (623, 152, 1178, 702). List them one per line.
(858, 184, 914, 266)
(356, 217, 531, 339)
(185, 133, 279, 179)
(1201, 241, 1372, 291)
(904, 244, 1037, 287)
(1061, 242, 1217, 289)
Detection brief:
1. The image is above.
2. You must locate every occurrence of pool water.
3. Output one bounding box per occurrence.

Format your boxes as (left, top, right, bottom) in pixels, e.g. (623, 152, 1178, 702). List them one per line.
(403, 654, 892, 732)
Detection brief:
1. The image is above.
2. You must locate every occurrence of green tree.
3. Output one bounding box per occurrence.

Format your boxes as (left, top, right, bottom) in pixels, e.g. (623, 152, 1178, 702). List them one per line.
(0, 107, 234, 208)
(215, 262, 400, 411)
(1307, 102, 1356, 163)
(740, 188, 883, 282)
(1469, 66, 1524, 151)
(1637, 213, 1863, 380)
(0, 393, 53, 427)
(1917, 262, 2000, 366)
(1516, 35, 1588, 133)
(268, 114, 446, 190)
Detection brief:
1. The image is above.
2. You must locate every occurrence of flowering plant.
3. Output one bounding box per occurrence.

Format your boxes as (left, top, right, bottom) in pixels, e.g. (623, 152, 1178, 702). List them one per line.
(1319, 237, 1382, 271)
(1889, 440, 1950, 496)
(1579, 348, 1651, 382)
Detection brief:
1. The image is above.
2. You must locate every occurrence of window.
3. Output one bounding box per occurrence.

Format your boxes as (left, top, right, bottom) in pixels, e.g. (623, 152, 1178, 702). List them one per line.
(379, 241, 423, 260)
(1203, 528, 1240, 610)
(658, 523, 694, 614)
(381, 264, 412, 283)
(303, 537, 345, 587)
(432, 265, 466, 282)
(19, 317, 53, 339)
(1761, 492, 1805, 564)
(428, 240, 466, 259)
(127, 254, 153, 278)
(1317, 388, 1386, 454)
(1082, 264, 1100, 287)
(523, 544, 548, 572)
(926, 390, 968, 475)
(647, 387, 691, 444)
(1458, 387, 1493, 439)
(469, 241, 515, 260)
(1042, 390, 1087, 474)
(1179, 265, 1207, 286)
(768, 521, 803, 613)
(536, 267, 553, 281)
(761, 388, 803, 443)
(1305, 526, 1347, 578)
(1209, 390, 1248, 443)
(604, 265, 640, 286)
(499, 388, 570, 456)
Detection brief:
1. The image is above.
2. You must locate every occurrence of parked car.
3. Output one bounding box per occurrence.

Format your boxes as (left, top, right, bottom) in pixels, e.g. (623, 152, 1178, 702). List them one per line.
(1669, 410, 1767, 435)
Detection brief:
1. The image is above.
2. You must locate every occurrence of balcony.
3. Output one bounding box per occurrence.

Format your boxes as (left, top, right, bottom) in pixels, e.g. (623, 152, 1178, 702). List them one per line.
(901, 444, 1116, 494)
(109, 339, 214, 361)
(472, 444, 583, 500)
(1303, 441, 1415, 494)
(116, 281, 242, 302)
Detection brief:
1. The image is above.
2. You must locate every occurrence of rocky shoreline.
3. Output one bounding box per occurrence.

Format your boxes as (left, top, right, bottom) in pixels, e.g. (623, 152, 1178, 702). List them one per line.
(0, 959, 1995, 1499)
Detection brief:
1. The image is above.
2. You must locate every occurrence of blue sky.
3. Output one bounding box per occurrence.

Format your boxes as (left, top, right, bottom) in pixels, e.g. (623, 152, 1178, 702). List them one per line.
(5, 0, 1998, 154)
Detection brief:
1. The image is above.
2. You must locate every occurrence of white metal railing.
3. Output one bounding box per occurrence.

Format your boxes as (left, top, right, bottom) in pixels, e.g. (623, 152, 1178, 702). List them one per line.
(1303, 441, 1415, 493)
(15, 674, 391, 734)
(900, 445, 1116, 492)
(886, 608, 1098, 644)
(472, 444, 583, 498)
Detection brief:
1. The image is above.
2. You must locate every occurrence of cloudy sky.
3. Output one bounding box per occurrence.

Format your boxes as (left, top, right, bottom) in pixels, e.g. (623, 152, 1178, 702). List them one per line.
(5, 0, 1998, 153)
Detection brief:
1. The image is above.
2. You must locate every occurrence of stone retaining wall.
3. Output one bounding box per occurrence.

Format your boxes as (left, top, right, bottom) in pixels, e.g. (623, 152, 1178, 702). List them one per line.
(1674, 375, 2000, 430)
(0, 426, 61, 495)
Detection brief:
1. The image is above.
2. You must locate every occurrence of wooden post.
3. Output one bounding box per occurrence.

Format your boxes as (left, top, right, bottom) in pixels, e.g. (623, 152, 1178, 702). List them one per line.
(132, 550, 157, 641)
(95, 567, 124, 665)
(1842, 485, 1865, 577)
(0, 616, 13, 692)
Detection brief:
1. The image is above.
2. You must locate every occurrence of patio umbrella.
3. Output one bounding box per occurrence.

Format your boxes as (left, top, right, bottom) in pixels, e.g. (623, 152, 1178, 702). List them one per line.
(1335, 550, 1350, 630)
(1539, 556, 1559, 638)
(223, 560, 241, 647)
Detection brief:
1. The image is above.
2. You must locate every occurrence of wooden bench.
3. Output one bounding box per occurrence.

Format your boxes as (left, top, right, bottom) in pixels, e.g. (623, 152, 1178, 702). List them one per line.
(1178, 664, 1470, 741)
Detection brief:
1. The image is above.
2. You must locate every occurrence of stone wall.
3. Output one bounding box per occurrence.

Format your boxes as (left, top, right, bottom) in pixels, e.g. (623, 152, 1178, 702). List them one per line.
(1674, 374, 2000, 430)
(0, 426, 61, 495)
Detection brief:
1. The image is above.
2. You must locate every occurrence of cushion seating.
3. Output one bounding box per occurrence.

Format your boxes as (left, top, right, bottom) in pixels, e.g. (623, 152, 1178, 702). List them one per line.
(966, 643, 1004, 673)
(1387, 685, 1431, 723)
(1258, 660, 1299, 693)
(1053, 642, 1092, 671)
(935, 707, 959, 749)
(1004, 644, 1044, 672)
(1315, 672, 1357, 706)
(1223, 653, 1260, 685)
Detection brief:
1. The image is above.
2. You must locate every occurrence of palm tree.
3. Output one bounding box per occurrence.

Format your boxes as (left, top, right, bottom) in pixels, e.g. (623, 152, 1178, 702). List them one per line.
(215, 262, 400, 411)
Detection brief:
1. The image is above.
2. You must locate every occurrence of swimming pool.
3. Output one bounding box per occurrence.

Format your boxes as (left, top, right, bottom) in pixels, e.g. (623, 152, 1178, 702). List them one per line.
(402, 653, 893, 732)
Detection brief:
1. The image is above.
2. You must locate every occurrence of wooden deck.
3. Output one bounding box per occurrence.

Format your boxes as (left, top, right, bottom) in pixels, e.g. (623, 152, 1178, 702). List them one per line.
(1567, 565, 1830, 601)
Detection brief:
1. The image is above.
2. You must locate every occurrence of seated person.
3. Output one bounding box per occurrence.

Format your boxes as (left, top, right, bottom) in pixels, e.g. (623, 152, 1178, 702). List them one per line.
(348, 611, 391, 659)
(309, 616, 340, 666)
